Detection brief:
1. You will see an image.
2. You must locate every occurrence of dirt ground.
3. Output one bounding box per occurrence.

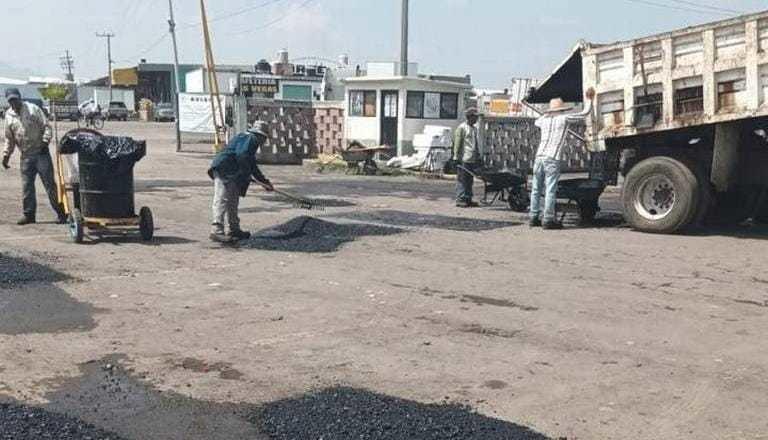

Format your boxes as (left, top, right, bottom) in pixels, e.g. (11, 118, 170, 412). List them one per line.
(1, 121, 767, 439)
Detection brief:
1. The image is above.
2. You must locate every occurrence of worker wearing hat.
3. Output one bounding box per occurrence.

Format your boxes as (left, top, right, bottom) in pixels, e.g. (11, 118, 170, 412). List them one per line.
(530, 88, 596, 229)
(452, 107, 482, 208)
(2, 88, 66, 225)
(207, 121, 274, 243)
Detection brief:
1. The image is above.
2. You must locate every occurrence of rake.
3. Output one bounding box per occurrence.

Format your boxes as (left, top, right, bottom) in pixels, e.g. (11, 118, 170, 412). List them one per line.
(253, 180, 326, 211)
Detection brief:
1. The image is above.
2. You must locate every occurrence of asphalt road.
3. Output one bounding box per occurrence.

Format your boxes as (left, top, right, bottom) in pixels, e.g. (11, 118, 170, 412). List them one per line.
(1, 122, 767, 439)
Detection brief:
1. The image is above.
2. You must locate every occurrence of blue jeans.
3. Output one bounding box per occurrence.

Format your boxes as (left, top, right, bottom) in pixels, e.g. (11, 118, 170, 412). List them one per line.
(530, 157, 561, 223)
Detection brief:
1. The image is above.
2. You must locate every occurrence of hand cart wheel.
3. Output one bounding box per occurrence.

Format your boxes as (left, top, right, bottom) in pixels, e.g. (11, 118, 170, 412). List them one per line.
(139, 206, 154, 241)
(69, 208, 84, 244)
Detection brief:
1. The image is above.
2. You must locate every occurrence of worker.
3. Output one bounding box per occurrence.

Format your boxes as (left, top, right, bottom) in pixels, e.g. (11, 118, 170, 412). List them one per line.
(207, 121, 274, 243)
(2, 88, 66, 225)
(453, 107, 482, 208)
(78, 99, 100, 125)
(530, 87, 596, 229)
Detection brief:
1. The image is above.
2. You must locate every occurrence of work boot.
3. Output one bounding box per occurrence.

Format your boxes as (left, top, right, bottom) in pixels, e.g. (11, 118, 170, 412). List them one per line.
(466, 201, 480, 208)
(209, 232, 234, 243)
(228, 229, 251, 241)
(542, 221, 564, 230)
(17, 216, 35, 225)
(56, 215, 68, 225)
(455, 201, 469, 208)
(529, 217, 542, 227)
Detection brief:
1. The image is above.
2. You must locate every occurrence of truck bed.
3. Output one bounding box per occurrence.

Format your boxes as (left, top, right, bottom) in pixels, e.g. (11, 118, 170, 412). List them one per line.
(529, 10, 768, 150)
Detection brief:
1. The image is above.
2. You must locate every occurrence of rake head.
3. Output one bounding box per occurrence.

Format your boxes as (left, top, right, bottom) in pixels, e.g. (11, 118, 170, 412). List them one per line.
(291, 197, 326, 211)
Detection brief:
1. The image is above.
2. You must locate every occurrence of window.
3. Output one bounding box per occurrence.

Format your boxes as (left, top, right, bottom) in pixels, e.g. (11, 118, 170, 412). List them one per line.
(406, 91, 460, 119)
(598, 91, 625, 128)
(634, 84, 663, 127)
(717, 69, 747, 111)
(440, 93, 458, 119)
(406, 92, 424, 118)
(349, 90, 376, 117)
(674, 77, 704, 116)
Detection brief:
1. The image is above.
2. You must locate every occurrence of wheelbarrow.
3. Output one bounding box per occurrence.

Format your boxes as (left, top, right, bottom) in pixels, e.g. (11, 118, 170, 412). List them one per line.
(55, 129, 154, 244)
(456, 165, 530, 212)
(340, 145, 391, 175)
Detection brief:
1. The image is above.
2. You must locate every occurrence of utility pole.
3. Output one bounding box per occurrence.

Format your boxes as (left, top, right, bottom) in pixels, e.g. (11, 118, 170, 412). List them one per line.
(96, 32, 115, 101)
(400, 0, 409, 76)
(168, 0, 182, 152)
(60, 50, 75, 82)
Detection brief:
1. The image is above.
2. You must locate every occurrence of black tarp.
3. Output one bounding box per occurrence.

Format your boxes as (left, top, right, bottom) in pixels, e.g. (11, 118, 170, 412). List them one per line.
(526, 47, 584, 104)
(59, 129, 146, 172)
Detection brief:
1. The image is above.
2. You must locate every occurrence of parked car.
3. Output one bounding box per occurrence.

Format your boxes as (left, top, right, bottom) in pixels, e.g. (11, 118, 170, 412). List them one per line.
(104, 101, 130, 121)
(154, 103, 175, 122)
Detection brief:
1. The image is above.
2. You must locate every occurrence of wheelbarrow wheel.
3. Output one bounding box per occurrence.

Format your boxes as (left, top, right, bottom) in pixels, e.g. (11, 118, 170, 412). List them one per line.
(139, 207, 154, 241)
(508, 188, 531, 213)
(578, 200, 600, 225)
(68, 208, 84, 244)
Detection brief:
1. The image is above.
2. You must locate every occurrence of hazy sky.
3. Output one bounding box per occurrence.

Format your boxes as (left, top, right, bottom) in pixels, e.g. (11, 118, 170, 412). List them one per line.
(2, 0, 766, 88)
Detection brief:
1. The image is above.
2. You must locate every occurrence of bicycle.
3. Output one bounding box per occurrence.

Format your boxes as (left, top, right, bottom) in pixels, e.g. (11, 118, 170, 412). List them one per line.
(76, 111, 105, 130)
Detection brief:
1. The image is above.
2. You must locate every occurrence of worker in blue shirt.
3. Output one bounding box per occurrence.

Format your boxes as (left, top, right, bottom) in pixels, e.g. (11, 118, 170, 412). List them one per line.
(207, 121, 274, 242)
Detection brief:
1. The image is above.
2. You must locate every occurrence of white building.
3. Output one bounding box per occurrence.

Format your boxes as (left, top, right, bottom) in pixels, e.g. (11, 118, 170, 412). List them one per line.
(185, 65, 253, 94)
(342, 62, 472, 155)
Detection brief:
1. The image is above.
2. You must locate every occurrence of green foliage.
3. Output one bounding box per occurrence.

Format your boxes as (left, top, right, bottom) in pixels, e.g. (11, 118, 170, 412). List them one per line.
(38, 84, 69, 101)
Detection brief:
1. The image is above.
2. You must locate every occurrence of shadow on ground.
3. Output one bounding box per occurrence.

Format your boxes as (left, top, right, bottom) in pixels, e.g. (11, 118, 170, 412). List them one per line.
(1, 355, 550, 440)
(239, 216, 404, 253)
(135, 179, 211, 193)
(331, 210, 520, 232)
(78, 233, 197, 246)
(0, 252, 102, 335)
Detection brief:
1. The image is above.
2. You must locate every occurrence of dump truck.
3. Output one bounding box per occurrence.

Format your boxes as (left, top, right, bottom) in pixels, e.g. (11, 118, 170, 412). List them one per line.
(527, 11, 768, 233)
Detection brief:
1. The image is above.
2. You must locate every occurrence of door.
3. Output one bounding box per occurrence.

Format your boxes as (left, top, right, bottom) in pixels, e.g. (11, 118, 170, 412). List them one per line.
(380, 90, 398, 147)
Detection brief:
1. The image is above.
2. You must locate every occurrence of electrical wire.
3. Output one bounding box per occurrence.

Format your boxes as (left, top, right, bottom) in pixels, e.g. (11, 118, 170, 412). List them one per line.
(226, 0, 318, 36)
(180, 0, 287, 29)
(666, 0, 744, 15)
(623, 0, 731, 16)
(115, 33, 169, 64)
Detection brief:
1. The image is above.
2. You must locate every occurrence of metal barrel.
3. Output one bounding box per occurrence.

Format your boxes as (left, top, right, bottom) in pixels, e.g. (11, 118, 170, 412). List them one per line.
(78, 151, 135, 219)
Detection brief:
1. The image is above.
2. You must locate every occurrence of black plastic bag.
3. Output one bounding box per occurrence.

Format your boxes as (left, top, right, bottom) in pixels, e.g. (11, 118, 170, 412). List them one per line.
(59, 129, 146, 164)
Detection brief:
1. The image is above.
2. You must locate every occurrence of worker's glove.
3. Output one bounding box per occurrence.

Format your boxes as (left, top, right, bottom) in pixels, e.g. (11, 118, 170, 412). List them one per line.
(261, 180, 275, 192)
(2, 155, 10, 169)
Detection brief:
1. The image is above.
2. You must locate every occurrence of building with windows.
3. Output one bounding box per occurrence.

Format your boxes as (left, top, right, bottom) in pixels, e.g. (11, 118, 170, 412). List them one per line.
(342, 62, 472, 155)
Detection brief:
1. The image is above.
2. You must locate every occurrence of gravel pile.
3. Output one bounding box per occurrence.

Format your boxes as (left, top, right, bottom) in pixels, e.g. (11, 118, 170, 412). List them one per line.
(0, 252, 68, 288)
(0, 402, 125, 440)
(256, 386, 550, 440)
(241, 216, 403, 253)
(332, 210, 519, 232)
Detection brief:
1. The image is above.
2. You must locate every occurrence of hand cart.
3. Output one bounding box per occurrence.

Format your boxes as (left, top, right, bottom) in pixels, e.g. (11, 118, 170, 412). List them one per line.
(55, 129, 154, 244)
(340, 146, 391, 175)
(457, 165, 530, 212)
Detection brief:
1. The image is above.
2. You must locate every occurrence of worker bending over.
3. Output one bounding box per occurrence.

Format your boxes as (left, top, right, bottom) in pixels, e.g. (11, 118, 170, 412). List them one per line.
(530, 88, 595, 230)
(207, 121, 274, 242)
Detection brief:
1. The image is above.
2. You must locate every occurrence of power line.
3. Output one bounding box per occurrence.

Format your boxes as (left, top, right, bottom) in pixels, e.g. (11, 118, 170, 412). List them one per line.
(227, 0, 318, 36)
(623, 0, 729, 16)
(179, 0, 287, 29)
(666, 0, 743, 15)
(115, 34, 169, 64)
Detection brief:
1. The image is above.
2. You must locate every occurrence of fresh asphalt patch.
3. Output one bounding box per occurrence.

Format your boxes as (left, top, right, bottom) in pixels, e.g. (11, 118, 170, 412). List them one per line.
(330, 210, 521, 232)
(0, 401, 125, 440)
(254, 386, 550, 440)
(6, 356, 549, 440)
(239, 216, 404, 253)
(0, 252, 69, 288)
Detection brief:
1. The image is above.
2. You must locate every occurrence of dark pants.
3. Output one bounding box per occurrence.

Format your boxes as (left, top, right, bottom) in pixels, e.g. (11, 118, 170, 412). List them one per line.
(20, 151, 64, 220)
(456, 161, 478, 203)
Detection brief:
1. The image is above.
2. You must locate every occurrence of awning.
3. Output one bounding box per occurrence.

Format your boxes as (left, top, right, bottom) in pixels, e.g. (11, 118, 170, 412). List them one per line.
(526, 44, 584, 104)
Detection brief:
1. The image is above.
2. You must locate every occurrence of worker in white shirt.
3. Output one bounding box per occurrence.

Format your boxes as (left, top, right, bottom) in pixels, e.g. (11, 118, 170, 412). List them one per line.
(530, 87, 595, 229)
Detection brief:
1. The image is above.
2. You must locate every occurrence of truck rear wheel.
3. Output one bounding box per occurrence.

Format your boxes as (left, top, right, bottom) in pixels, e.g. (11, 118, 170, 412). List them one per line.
(622, 157, 699, 234)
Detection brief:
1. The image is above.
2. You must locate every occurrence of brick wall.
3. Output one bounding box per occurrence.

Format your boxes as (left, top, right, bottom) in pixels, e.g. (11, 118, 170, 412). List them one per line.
(313, 103, 345, 154)
(482, 116, 589, 173)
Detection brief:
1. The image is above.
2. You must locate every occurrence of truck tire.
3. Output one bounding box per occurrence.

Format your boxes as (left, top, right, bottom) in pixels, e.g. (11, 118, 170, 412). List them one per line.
(622, 157, 699, 234)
